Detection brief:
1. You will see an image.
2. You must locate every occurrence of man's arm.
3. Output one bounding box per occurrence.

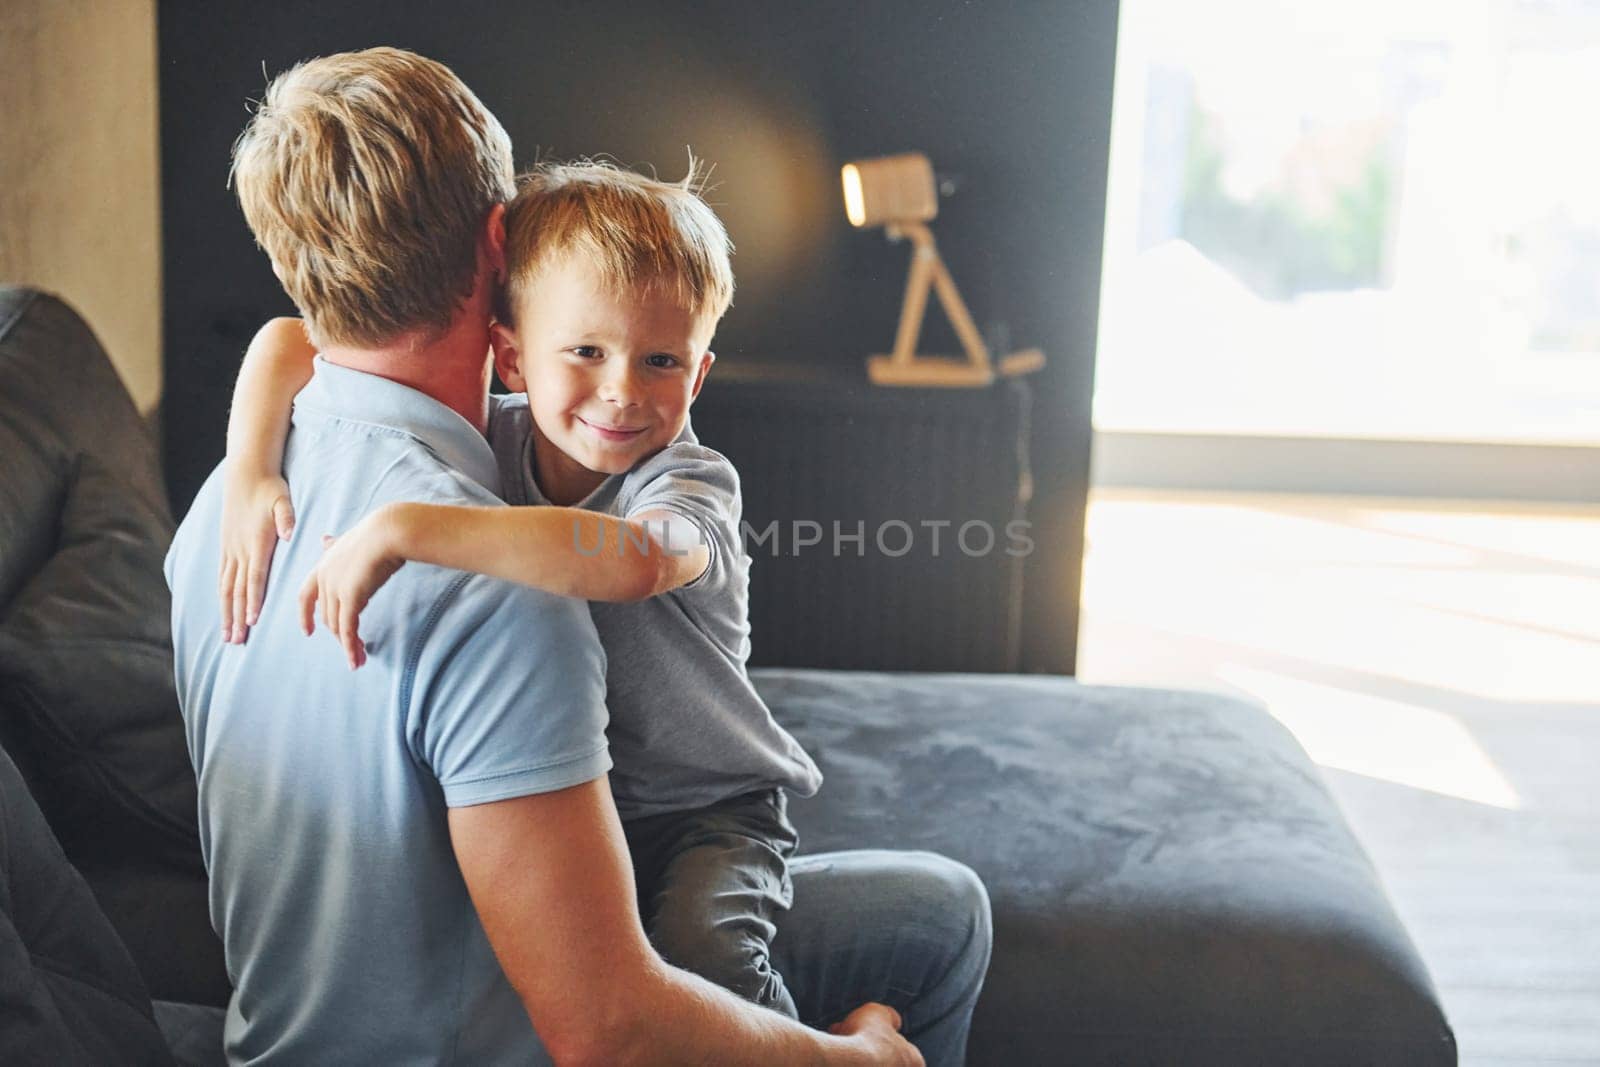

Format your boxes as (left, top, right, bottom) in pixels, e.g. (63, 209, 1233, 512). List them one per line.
(449, 779, 918, 1067)
(219, 317, 317, 642)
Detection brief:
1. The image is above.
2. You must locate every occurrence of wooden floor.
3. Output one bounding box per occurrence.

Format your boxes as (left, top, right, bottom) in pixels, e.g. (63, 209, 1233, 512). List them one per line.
(1076, 489, 1600, 1066)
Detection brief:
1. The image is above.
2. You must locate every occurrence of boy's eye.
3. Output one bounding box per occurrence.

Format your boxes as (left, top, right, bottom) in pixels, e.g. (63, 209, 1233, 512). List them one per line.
(571, 345, 601, 359)
(646, 353, 679, 369)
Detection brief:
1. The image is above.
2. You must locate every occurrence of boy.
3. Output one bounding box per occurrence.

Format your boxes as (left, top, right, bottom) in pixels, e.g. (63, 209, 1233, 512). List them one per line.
(222, 161, 822, 1018)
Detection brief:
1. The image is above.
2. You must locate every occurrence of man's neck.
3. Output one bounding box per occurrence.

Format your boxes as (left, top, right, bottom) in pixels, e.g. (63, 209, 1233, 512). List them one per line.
(321, 316, 493, 435)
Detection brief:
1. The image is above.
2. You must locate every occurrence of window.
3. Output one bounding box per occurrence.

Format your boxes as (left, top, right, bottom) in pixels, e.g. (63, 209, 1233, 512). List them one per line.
(1097, 0, 1600, 445)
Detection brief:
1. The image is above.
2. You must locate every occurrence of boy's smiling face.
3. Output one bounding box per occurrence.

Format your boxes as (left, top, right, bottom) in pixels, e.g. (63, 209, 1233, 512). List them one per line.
(492, 255, 715, 506)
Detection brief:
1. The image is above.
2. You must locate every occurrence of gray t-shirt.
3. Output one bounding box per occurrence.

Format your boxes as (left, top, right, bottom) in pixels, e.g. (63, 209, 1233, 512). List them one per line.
(168, 362, 611, 1064)
(489, 394, 822, 820)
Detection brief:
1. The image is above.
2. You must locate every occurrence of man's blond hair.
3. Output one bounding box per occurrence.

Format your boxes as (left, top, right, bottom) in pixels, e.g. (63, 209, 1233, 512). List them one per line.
(500, 161, 734, 327)
(230, 47, 515, 347)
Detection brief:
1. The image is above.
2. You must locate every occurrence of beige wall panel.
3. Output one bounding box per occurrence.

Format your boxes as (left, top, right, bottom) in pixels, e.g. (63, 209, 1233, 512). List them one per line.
(0, 0, 162, 411)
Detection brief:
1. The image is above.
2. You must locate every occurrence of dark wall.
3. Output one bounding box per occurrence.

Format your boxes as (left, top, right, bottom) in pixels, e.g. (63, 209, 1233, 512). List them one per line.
(159, 0, 1118, 673)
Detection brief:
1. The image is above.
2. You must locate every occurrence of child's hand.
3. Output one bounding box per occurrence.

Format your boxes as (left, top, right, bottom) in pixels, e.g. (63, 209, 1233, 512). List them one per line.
(297, 508, 406, 670)
(219, 473, 296, 644)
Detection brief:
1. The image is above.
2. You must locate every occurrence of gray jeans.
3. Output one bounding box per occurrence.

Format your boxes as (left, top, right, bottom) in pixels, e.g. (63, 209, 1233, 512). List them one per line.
(623, 788, 801, 1017)
(623, 794, 992, 1066)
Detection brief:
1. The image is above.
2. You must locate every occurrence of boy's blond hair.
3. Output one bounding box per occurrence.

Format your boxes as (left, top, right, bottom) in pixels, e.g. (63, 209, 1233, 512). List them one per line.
(500, 161, 734, 327)
(230, 47, 515, 347)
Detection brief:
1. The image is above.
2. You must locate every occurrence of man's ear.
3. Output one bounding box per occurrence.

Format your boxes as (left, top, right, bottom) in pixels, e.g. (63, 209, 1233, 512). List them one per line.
(490, 321, 526, 392)
(483, 203, 508, 282)
(687, 349, 715, 403)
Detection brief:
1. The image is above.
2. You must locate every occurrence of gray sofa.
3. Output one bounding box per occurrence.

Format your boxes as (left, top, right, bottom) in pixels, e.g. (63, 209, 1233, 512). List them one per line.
(0, 286, 1455, 1064)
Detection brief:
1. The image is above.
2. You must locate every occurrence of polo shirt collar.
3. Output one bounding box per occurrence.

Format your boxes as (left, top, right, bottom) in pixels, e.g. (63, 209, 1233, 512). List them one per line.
(295, 357, 499, 495)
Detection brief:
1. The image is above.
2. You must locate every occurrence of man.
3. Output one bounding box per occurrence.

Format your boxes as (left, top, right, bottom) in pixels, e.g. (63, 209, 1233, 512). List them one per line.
(166, 47, 989, 1065)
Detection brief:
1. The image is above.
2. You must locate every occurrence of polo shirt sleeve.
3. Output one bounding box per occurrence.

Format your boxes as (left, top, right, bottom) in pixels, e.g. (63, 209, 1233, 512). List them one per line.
(485, 395, 534, 505)
(620, 444, 743, 596)
(406, 573, 611, 807)
(485, 392, 528, 445)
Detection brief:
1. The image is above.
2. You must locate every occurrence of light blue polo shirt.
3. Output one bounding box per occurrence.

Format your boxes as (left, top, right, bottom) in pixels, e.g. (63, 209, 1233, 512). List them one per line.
(166, 358, 610, 1065)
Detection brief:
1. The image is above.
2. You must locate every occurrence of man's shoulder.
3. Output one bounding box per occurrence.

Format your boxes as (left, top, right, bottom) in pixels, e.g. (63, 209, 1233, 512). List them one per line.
(168, 432, 505, 620)
(425, 559, 597, 643)
(290, 430, 505, 510)
(373, 457, 505, 512)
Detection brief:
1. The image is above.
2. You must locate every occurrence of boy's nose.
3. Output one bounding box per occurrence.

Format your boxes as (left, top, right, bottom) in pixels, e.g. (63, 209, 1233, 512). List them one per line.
(599, 367, 641, 406)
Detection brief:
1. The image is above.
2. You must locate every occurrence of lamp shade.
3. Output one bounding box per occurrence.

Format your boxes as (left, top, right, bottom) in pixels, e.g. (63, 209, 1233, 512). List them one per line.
(841, 153, 938, 228)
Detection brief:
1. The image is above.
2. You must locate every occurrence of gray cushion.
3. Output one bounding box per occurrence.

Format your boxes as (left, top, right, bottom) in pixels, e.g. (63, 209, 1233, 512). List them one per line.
(152, 1000, 225, 1067)
(0, 288, 227, 1004)
(0, 288, 193, 864)
(755, 668, 1456, 1066)
(0, 744, 174, 1065)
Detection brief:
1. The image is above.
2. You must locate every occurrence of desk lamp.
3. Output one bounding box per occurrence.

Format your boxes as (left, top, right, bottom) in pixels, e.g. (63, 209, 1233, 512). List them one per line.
(842, 152, 1044, 387)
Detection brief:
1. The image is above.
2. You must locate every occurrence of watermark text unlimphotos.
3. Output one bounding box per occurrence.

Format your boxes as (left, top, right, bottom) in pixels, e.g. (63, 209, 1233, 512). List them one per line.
(574, 518, 1034, 559)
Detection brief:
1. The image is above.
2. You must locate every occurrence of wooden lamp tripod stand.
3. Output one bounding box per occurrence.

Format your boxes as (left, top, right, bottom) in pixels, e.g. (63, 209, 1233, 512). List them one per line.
(843, 153, 1044, 387)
